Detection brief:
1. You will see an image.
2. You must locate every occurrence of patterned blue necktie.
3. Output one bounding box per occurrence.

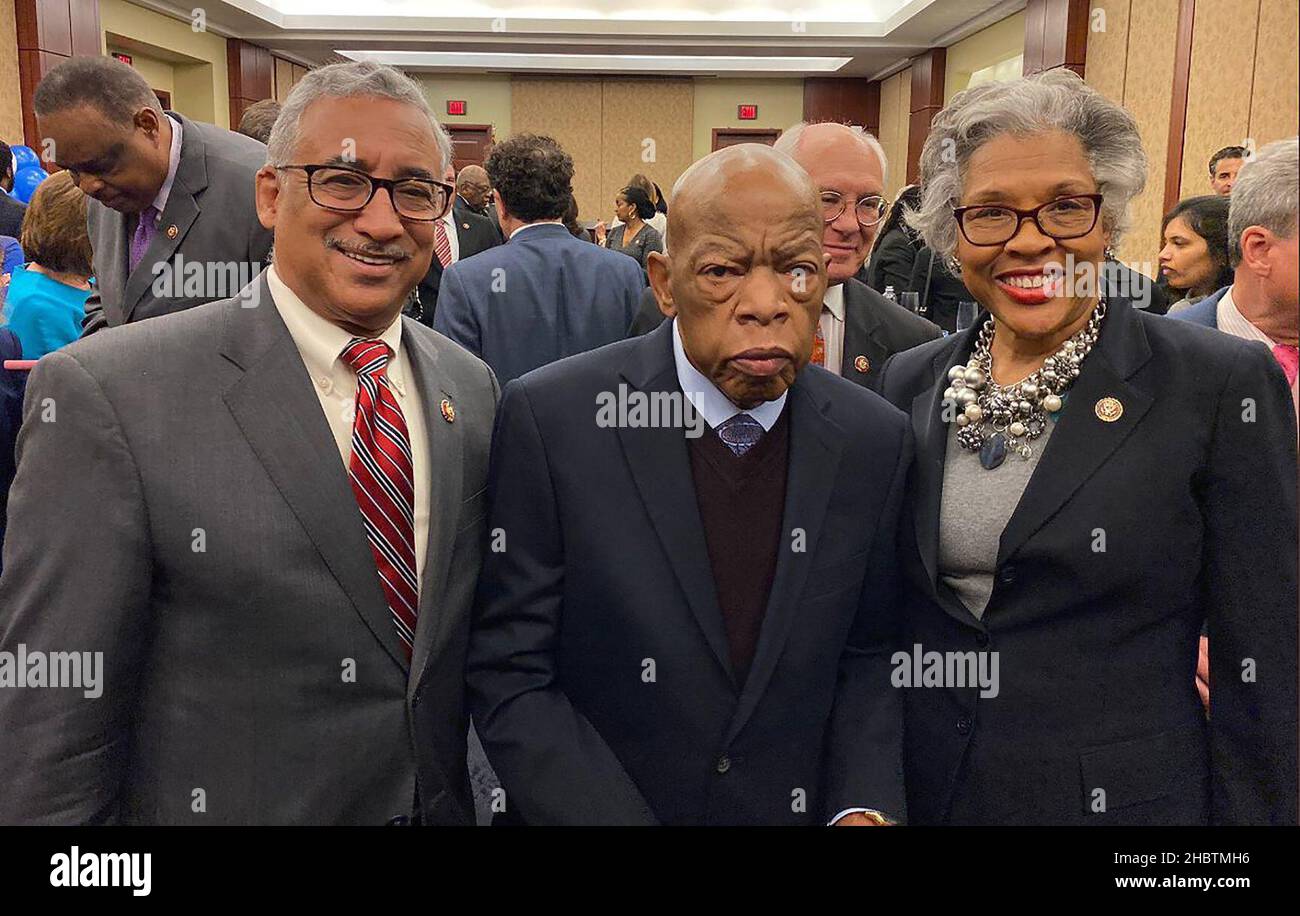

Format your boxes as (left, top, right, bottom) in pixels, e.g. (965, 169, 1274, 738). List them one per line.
(717, 413, 764, 456)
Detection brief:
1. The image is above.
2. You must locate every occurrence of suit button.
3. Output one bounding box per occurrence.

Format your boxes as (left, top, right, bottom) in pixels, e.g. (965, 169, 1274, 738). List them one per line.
(997, 565, 1016, 586)
(975, 631, 989, 648)
(956, 716, 972, 735)
(715, 755, 731, 774)
(386, 814, 411, 826)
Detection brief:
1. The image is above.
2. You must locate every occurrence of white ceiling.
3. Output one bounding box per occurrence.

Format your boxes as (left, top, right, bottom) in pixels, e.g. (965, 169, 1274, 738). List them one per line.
(133, 0, 1026, 78)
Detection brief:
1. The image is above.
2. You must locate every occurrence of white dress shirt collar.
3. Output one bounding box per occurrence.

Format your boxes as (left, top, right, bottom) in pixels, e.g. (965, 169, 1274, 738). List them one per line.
(266, 264, 408, 396)
(671, 317, 787, 432)
(823, 281, 846, 321)
(508, 220, 566, 240)
(151, 114, 183, 216)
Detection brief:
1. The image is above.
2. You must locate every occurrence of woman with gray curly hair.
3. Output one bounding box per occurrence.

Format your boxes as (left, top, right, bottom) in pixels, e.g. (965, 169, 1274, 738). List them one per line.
(877, 69, 1296, 826)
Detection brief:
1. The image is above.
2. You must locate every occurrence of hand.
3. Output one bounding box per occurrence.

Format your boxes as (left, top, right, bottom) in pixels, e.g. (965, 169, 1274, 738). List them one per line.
(833, 812, 891, 826)
(1195, 635, 1209, 712)
(594, 221, 607, 246)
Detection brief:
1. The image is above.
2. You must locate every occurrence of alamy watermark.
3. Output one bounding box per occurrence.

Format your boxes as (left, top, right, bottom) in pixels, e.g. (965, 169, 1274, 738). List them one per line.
(0, 644, 103, 698)
(595, 384, 706, 438)
(891, 643, 1000, 698)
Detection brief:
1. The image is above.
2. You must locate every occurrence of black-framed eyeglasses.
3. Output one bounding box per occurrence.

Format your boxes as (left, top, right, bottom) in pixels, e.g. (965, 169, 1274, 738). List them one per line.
(951, 193, 1103, 246)
(278, 164, 454, 221)
(821, 191, 888, 228)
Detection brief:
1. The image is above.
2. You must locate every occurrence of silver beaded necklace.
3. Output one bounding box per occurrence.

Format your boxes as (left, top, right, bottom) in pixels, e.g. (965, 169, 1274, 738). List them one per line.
(947, 299, 1107, 470)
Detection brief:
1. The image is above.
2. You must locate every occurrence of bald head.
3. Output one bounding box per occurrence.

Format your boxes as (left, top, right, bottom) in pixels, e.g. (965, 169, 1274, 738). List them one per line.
(648, 143, 827, 410)
(667, 143, 821, 254)
(456, 164, 492, 209)
(774, 122, 888, 283)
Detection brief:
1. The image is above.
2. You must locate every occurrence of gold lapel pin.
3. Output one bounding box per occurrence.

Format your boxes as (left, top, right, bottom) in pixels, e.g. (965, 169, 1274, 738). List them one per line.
(1094, 396, 1123, 422)
(461, 222, 470, 230)
(853, 355, 870, 374)
(166, 225, 179, 239)
(440, 398, 455, 423)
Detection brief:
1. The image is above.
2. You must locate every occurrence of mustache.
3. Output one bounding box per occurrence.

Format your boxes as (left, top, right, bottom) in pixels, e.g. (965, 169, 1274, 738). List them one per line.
(324, 237, 413, 261)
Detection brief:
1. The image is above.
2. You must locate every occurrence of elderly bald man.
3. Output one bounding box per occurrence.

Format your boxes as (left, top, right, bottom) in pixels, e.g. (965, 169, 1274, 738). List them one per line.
(773, 122, 941, 388)
(467, 143, 912, 825)
(454, 163, 504, 242)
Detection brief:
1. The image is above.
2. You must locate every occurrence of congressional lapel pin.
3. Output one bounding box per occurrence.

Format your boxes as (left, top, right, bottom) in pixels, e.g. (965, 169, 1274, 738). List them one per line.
(461, 222, 470, 231)
(853, 355, 871, 374)
(166, 225, 179, 239)
(1094, 396, 1123, 422)
(440, 398, 456, 423)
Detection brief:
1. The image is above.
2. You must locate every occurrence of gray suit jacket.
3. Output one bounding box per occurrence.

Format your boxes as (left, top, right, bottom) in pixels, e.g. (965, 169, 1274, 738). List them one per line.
(0, 273, 498, 824)
(84, 113, 272, 334)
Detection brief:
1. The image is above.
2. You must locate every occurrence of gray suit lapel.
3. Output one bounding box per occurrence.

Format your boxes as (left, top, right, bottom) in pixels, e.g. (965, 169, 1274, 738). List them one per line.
(88, 203, 131, 326)
(404, 326, 465, 693)
(122, 114, 209, 322)
(219, 276, 410, 675)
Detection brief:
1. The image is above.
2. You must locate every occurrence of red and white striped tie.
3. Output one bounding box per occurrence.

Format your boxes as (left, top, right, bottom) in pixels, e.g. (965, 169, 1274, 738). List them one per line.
(434, 220, 453, 268)
(343, 338, 418, 659)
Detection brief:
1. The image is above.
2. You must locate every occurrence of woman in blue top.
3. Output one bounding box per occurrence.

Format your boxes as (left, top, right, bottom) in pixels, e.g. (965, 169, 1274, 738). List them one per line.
(2, 170, 93, 358)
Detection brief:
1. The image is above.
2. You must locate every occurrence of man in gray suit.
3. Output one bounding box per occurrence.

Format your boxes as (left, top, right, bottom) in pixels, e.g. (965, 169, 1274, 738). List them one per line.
(0, 61, 497, 825)
(33, 56, 272, 333)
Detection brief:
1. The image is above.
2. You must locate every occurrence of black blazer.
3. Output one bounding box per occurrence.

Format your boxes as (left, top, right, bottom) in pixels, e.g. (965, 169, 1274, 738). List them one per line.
(467, 320, 912, 824)
(878, 295, 1298, 825)
(627, 278, 941, 394)
(840, 277, 942, 390)
(414, 209, 501, 326)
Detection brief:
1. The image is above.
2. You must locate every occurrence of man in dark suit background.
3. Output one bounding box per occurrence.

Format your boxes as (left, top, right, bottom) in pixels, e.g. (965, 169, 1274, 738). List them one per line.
(412, 194, 499, 327)
(33, 56, 272, 333)
(467, 144, 910, 825)
(435, 134, 645, 386)
(0, 140, 25, 239)
(0, 61, 497, 825)
(455, 163, 504, 242)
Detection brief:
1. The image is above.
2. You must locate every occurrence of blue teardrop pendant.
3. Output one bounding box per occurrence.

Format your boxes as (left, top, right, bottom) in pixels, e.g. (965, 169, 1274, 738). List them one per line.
(979, 432, 1007, 470)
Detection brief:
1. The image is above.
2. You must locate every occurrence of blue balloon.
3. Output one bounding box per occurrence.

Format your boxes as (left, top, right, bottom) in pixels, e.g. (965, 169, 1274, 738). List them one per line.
(10, 145, 40, 171)
(11, 167, 49, 204)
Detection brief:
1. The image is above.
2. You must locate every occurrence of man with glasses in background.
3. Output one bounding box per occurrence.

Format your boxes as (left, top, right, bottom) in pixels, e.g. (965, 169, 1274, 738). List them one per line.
(774, 122, 940, 391)
(0, 61, 499, 825)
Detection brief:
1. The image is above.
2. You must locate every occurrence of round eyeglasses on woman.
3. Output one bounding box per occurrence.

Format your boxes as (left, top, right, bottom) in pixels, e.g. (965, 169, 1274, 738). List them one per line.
(821, 191, 888, 228)
(951, 193, 1104, 246)
(278, 164, 454, 221)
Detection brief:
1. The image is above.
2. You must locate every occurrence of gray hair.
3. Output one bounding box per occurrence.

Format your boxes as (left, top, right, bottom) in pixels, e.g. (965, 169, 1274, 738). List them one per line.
(33, 56, 162, 124)
(906, 69, 1146, 259)
(1228, 137, 1299, 266)
(267, 61, 451, 174)
(774, 121, 889, 187)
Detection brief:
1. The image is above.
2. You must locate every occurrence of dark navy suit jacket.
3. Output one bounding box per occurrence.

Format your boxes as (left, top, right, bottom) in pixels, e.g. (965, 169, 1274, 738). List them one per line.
(466, 321, 913, 824)
(1168, 285, 1229, 329)
(434, 223, 645, 385)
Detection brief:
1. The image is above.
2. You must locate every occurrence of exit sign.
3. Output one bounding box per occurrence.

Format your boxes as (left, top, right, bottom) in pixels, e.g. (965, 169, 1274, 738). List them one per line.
(737, 104, 758, 120)
(446, 100, 467, 116)
(112, 52, 133, 66)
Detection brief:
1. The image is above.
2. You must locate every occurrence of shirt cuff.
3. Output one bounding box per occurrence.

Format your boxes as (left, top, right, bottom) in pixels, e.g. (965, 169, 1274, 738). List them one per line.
(828, 807, 890, 825)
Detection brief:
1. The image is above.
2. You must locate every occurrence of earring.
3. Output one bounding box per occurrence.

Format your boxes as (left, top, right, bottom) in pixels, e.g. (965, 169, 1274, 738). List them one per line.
(948, 255, 962, 274)
(1103, 245, 1116, 261)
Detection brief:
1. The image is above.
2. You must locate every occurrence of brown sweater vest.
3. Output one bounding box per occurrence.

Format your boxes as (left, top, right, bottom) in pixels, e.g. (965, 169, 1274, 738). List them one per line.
(686, 407, 790, 686)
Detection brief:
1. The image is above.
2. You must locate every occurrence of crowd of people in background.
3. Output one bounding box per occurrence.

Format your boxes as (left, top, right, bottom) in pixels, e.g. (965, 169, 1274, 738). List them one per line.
(0, 54, 1295, 827)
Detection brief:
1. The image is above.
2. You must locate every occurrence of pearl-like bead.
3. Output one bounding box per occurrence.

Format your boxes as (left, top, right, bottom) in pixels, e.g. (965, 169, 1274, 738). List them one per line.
(949, 365, 967, 381)
(964, 404, 983, 422)
(1019, 400, 1032, 414)
(1043, 394, 1063, 413)
(964, 367, 984, 387)
(1010, 421, 1026, 437)
(1020, 381, 1038, 399)
(956, 414, 970, 426)
(957, 388, 977, 406)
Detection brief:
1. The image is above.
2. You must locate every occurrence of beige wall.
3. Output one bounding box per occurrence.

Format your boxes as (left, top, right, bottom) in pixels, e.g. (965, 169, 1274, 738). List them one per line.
(691, 77, 804, 161)
(1, 0, 22, 145)
(877, 68, 912, 201)
(100, 0, 229, 128)
(1086, 0, 1299, 266)
(109, 47, 174, 99)
(511, 76, 697, 224)
(944, 10, 1026, 102)
(414, 73, 511, 139)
